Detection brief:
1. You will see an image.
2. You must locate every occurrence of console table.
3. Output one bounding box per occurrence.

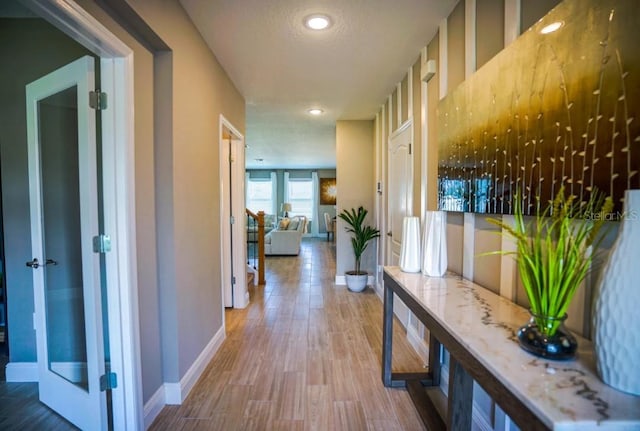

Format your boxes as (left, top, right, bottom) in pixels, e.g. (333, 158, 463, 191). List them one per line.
(382, 266, 640, 430)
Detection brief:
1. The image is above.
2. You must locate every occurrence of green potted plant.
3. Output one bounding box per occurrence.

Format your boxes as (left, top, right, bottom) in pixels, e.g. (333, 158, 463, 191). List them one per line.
(338, 206, 381, 292)
(488, 186, 612, 359)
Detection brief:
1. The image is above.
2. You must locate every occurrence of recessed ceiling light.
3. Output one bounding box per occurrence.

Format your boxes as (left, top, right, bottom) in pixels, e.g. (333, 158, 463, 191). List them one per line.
(304, 14, 331, 30)
(540, 21, 563, 34)
(308, 108, 324, 115)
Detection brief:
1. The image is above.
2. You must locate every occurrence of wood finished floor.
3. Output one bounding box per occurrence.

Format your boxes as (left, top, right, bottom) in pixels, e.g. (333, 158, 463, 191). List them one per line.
(0, 238, 426, 430)
(150, 238, 426, 430)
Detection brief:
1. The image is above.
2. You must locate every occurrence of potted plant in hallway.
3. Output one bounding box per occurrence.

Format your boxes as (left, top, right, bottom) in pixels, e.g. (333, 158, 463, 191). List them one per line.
(338, 206, 380, 292)
(488, 186, 612, 359)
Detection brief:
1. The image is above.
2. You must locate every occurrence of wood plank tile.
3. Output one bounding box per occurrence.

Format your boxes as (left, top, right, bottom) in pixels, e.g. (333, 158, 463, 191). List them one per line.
(145, 239, 427, 431)
(305, 385, 333, 431)
(333, 400, 367, 431)
(276, 371, 306, 421)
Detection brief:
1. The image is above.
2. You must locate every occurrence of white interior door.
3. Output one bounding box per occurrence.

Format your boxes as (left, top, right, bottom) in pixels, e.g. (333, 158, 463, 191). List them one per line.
(387, 122, 413, 327)
(26, 55, 108, 430)
(220, 118, 247, 309)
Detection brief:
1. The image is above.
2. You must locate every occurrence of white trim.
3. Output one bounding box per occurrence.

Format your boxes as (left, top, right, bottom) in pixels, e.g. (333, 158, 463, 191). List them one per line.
(387, 94, 393, 134)
(396, 82, 402, 127)
(499, 215, 518, 300)
(5, 362, 38, 382)
(406, 324, 429, 364)
(389, 119, 412, 140)
(407, 66, 413, 121)
(219, 115, 247, 310)
(463, 213, 475, 280)
(163, 326, 225, 405)
(504, 0, 521, 47)
(465, 0, 477, 79)
(374, 112, 382, 289)
(334, 275, 375, 286)
(163, 383, 182, 405)
(143, 386, 166, 430)
(439, 18, 448, 100)
(21, 1, 141, 429)
(420, 46, 429, 223)
(472, 400, 496, 431)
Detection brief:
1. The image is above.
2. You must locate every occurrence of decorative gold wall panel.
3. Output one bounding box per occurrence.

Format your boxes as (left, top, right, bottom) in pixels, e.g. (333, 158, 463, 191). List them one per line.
(438, 0, 640, 214)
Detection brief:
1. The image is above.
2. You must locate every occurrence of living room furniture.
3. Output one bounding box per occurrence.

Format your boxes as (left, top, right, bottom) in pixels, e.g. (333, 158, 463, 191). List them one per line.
(247, 213, 275, 243)
(323, 212, 334, 241)
(381, 266, 640, 430)
(264, 215, 307, 255)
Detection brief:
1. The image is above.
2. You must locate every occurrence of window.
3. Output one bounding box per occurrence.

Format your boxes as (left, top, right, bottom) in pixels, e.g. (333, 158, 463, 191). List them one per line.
(287, 180, 314, 220)
(246, 173, 276, 215)
(284, 171, 318, 224)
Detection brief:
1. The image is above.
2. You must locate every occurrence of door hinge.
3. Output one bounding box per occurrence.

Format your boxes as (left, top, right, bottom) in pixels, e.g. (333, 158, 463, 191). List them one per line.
(409, 143, 412, 155)
(93, 234, 112, 253)
(100, 372, 117, 391)
(89, 90, 108, 110)
(232, 276, 236, 285)
(230, 216, 235, 225)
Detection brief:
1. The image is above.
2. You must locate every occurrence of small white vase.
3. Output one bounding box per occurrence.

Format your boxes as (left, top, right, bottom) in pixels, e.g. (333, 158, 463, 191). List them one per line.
(422, 211, 448, 277)
(593, 189, 640, 396)
(399, 217, 421, 273)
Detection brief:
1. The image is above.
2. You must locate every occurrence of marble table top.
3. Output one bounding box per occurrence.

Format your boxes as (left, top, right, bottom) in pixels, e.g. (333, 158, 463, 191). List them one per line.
(383, 266, 640, 430)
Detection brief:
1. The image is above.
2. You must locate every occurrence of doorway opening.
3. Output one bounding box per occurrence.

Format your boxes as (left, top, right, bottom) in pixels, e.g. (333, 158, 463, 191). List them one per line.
(219, 116, 247, 311)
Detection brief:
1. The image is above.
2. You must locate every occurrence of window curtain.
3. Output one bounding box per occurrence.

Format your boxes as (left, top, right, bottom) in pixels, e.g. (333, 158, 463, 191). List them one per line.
(311, 171, 319, 236)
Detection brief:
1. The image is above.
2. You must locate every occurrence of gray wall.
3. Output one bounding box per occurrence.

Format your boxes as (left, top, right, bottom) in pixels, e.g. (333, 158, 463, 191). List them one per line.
(0, 18, 94, 364)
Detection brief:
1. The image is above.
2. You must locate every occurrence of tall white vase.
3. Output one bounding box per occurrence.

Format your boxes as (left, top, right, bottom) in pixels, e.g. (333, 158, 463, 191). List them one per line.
(399, 216, 421, 273)
(422, 211, 448, 277)
(593, 189, 640, 396)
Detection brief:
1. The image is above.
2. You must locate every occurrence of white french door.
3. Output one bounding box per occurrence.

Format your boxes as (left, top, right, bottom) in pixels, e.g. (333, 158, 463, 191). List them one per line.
(26, 55, 108, 430)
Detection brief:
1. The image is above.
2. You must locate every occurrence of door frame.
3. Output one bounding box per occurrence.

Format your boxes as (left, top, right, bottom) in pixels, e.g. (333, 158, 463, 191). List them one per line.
(219, 115, 247, 312)
(23, 0, 142, 429)
(385, 119, 414, 265)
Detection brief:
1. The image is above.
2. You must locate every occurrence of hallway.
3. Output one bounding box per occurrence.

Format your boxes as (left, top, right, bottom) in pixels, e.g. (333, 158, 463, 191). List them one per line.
(150, 238, 426, 430)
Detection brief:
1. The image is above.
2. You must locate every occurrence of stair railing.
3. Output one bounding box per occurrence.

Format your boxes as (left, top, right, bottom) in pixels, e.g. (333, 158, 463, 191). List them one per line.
(245, 209, 266, 285)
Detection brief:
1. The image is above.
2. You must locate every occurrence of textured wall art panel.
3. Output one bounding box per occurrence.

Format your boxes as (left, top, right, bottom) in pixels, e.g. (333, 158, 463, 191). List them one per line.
(437, 0, 640, 214)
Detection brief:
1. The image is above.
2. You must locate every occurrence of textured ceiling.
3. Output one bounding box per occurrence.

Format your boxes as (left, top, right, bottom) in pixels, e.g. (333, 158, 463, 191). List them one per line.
(179, 0, 457, 169)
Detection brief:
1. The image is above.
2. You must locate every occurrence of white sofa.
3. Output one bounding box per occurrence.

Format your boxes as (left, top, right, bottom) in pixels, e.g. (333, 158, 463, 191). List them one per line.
(264, 215, 307, 255)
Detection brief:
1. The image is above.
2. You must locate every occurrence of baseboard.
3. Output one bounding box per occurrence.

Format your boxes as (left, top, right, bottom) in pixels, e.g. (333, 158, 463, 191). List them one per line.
(406, 324, 429, 365)
(143, 385, 166, 429)
(374, 280, 384, 300)
(334, 275, 375, 286)
(437, 362, 494, 431)
(163, 325, 226, 405)
(5, 362, 38, 382)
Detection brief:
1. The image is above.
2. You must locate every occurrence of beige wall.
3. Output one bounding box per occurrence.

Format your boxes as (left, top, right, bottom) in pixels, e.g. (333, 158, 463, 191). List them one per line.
(411, 57, 422, 217)
(73, 0, 245, 403)
(373, 0, 565, 300)
(447, 0, 466, 93)
(476, 0, 505, 69)
(336, 120, 375, 277)
(426, 33, 440, 211)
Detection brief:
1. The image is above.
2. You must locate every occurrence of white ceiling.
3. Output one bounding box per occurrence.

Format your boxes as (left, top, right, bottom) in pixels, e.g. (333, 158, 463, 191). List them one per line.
(179, 0, 458, 169)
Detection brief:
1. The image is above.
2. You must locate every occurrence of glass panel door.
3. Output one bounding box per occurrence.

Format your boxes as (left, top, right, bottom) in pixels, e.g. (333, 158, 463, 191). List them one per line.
(26, 55, 107, 430)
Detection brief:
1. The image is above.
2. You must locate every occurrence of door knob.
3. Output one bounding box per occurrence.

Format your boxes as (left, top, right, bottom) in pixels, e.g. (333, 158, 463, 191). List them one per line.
(387, 231, 392, 237)
(26, 258, 40, 269)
